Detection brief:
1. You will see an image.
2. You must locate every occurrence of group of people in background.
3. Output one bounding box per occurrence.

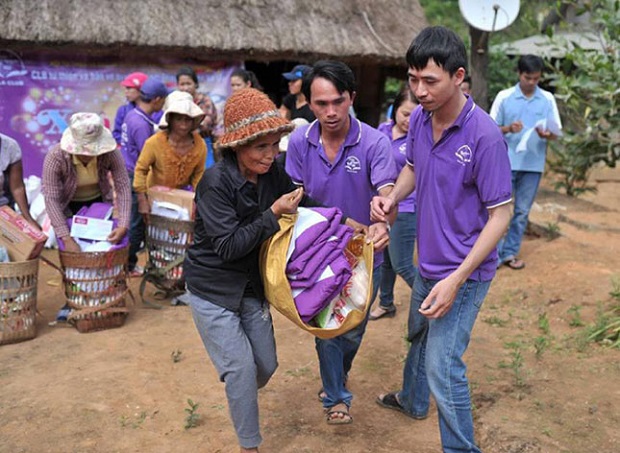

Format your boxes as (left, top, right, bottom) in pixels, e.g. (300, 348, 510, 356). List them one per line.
(0, 24, 563, 453)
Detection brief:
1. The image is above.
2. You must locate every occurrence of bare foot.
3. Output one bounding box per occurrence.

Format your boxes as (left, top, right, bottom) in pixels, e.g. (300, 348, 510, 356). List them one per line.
(240, 447, 258, 453)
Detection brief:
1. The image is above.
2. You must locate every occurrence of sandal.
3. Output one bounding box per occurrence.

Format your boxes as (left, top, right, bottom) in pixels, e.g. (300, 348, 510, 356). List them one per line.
(326, 403, 353, 425)
(369, 305, 397, 321)
(504, 258, 525, 270)
(376, 392, 427, 420)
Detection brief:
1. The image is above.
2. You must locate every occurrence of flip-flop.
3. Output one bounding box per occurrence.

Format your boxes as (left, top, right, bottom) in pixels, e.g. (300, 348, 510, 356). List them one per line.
(504, 258, 525, 270)
(369, 306, 397, 321)
(376, 392, 427, 420)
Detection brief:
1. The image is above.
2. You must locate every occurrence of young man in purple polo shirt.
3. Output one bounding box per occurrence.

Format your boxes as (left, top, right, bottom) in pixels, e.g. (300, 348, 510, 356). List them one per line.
(285, 60, 396, 425)
(371, 27, 512, 452)
(120, 77, 168, 275)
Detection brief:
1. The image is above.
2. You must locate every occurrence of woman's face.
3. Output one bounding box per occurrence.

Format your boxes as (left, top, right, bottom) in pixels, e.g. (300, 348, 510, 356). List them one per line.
(177, 75, 198, 96)
(168, 113, 195, 135)
(288, 78, 303, 95)
(395, 98, 417, 134)
(235, 132, 281, 181)
(230, 75, 250, 93)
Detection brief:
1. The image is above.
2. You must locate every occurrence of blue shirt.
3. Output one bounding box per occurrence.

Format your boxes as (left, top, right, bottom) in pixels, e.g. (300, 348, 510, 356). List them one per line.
(406, 97, 512, 281)
(490, 83, 562, 173)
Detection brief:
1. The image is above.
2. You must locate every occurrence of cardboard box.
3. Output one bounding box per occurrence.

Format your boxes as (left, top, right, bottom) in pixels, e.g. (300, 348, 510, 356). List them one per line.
(0, 206, 47, 261)
(147, 186, 195, 220)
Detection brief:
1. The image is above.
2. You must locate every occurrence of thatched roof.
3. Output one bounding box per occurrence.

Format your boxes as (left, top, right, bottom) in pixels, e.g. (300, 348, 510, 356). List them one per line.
(0, 0, 427, 65)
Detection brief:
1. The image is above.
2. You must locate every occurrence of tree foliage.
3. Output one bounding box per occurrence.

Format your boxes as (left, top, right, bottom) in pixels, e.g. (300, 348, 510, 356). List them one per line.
(546, 0, 620, 196)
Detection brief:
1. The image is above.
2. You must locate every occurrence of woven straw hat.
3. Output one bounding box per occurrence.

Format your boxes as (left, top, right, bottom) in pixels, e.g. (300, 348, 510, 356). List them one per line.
(60, 112, 117, 156)
(218, 88, 294, 150)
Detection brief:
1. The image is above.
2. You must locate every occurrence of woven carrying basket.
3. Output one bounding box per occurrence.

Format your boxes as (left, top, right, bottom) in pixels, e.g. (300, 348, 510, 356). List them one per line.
(59, 246, 129, 333)
(0, 259, 38, 345)
(145, 214, 194, 291)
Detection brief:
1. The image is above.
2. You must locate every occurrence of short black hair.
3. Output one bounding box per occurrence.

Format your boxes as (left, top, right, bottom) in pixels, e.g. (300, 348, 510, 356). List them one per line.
(518, 55, 544, 74)
(302, 60, 356, 102)
(390, 87, 416, 122)
(406, 26, 468, 76)
(176, 66, 198, 85)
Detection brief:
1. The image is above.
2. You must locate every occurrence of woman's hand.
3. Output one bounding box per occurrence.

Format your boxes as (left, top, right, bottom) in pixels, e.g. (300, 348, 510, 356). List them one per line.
(107, 226, 128, 244)
(62, 236, 82, 253)
(137, 193, 150, 224)
(270, 187, 304, 219)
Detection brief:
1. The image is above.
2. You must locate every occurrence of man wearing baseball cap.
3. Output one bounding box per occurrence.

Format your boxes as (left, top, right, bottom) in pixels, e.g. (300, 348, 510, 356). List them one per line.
(279, 64, 315, 123)
(112, 72, 148, 146)
(120, 76, 169, 276)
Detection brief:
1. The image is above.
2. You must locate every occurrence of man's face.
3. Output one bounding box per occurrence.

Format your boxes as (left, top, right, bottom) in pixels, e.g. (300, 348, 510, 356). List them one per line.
(308, 77, 355, 135)
(518, 71, 541, 96)
(408, 59, 464, 113)
(460, 81, 471, 96)
(125, 87, 140, 103)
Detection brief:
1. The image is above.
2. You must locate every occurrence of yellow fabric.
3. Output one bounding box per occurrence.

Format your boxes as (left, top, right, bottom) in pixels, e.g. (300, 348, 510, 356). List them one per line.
(259, 213, 374, 340)
(133, 130, 206, 193)
(71, 155, 101, 201)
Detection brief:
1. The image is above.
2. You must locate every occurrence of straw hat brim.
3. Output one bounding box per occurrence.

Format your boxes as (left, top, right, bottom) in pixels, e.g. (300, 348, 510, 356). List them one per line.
(159, 99, 207, 129)
(60, 126, 117, 156)
(217, 116, 295, 150)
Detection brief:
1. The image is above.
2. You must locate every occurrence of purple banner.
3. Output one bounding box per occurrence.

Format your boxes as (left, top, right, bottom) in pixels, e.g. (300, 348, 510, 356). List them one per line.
(0, 49, 239, 177)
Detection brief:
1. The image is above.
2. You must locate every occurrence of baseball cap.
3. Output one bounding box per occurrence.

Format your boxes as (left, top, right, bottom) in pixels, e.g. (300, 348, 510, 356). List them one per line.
(282, 65, 312, 81)
(139, 77, 169, 101)
(120, 72, 148, 89)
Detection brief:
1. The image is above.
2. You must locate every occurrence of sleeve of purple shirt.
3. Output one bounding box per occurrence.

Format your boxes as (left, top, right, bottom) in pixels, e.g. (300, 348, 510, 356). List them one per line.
(113, 104, 129, 145)
(130, 120, 155, 165)
(473, 136, 513, 208)
(284, 130, 304, 185)
(369, 133, 398, 190)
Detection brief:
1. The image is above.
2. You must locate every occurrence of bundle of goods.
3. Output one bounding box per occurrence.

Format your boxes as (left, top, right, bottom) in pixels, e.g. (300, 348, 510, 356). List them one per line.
(260, 207, 373, 339)
(141, 186, 195, 308)
(53, 202, 130, 333)
(0, 206, 47, 344)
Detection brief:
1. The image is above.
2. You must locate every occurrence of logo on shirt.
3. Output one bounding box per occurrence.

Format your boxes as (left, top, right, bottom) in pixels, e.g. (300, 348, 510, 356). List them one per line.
(345, 156, 362, 173)
(455, 145, 472, 166)
(399, 143, 407, 155)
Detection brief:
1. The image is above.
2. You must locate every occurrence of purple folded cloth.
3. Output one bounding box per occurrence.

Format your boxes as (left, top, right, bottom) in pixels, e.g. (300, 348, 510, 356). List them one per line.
(288, 207, 343, 263)
(293, 253, 352, 322)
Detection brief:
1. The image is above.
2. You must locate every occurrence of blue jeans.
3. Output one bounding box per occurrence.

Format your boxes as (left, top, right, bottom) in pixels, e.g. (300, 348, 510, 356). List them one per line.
(316, 267, 381, 408)
(498, 171, 542, 263)
(188, 291, 277, 449)
(399, 275, 491, 453)
(379, 212, 417, 309)
(127, 173, 145, 270)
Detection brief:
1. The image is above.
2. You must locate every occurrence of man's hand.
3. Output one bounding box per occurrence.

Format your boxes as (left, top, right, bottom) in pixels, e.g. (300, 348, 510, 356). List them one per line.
(62, 237, 82, 253)
(270, 187, 304, 219)
(367, 222, 390, 252)
(345, 217, 368, 235)
(535, 127, 553, 139)
(370, 196, 395, 223)
(107, 226, 128, 244)
(419, 275, 461, 319)
(508, 121, 523, 133)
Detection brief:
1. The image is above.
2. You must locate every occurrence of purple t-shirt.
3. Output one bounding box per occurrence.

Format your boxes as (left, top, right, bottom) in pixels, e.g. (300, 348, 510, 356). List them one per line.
(378, 121, 415, 213)
(120, 107, 159, 174)
(286, 116, 397, 268)
(406, 97, 512, 281)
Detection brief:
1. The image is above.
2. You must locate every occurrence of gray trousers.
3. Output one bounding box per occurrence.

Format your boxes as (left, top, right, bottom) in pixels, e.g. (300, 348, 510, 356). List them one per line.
(188, 291, 278, 449)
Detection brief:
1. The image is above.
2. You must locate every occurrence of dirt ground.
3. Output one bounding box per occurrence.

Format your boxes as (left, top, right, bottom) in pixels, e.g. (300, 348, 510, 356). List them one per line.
(1, 169, 619, 453)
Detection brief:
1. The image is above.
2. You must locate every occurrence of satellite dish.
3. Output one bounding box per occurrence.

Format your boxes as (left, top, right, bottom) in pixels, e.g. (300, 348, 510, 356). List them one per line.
(459, 0, 520, 32)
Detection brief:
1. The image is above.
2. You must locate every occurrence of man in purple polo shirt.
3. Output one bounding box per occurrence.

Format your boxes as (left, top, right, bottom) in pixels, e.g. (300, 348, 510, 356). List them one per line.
(120, 77, 168, 275)
(371, 27, 512, 452)
(285, 60, 396, 425)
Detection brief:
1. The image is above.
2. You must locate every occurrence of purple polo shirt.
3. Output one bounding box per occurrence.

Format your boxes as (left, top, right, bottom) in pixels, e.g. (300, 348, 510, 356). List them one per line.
(120, 107, 158, 174)
(378, 121, 415, 213)
(286, 116, 397, 268)
(406, 97, 512, 281)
